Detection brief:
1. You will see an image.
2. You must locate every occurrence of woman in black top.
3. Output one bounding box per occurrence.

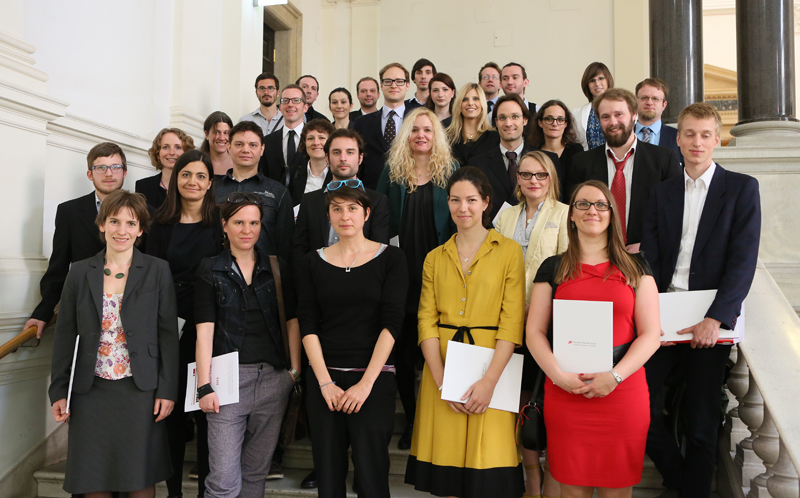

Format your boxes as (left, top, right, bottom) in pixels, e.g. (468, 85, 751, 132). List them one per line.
(447, 82, 500, 167)
(527, 99, 584, 202)
(146, 149, 224, 498)
(135, 127, 194, 209)
(296, 182, 408, 498)
(194, 194, 301, 498)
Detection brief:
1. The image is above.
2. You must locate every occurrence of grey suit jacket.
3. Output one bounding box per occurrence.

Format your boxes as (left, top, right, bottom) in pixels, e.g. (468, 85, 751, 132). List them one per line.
(49, 248, 179, 404)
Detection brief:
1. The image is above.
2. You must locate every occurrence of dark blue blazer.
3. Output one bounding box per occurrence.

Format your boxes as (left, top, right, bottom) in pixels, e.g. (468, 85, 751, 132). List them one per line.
(351, 108, 392, 191)
(640, 164, 761, 329)
(659, 124, 684, 165)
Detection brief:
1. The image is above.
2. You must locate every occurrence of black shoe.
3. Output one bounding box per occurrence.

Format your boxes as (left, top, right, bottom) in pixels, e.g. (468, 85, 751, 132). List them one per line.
(188, 464, 199, 480)
(301, 469, 317, 489)
(398, 423, 413, 450)
(266, 461, 284, 480)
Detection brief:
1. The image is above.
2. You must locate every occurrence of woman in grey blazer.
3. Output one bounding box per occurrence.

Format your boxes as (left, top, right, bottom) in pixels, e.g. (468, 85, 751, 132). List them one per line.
(49, 189, 179, 498)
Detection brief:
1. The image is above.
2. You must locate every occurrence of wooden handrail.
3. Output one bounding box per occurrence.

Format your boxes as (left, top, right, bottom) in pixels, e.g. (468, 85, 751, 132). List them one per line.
(0, 313, 58, 361)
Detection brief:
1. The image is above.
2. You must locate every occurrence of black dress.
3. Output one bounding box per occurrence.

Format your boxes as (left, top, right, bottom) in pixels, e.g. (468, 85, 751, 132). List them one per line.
(135, 173, 167, 210)
(399, 182, 439, 315)
(451, 130, 500, 167)
(557, 142, 585, 202)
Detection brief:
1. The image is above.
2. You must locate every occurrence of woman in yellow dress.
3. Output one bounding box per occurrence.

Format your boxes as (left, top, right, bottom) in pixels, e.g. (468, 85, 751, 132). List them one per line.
(405, 166, 526, 498)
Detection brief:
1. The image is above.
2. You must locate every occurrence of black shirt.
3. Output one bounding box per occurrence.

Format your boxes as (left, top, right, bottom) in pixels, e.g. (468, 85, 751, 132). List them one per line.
(238, 282, 283, 366)
(399, 182, 439, 313)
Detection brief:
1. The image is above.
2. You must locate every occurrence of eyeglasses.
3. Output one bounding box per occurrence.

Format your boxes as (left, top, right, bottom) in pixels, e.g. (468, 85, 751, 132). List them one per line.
(327, 179, 365, 192)
(638, 96, 664, 103)
(542, 116, 566, 125)
(381, 78, 408, 87)
(226, 192, 263, 205)
(573, 201, 611, 211)
(518, 171, 549, 181)
(481, 75, 499, 81)
(91, 164, 125, 173)
(257, 86, 277, 92)
(496, 114, 523, 122)
(280, 97, 304, 105)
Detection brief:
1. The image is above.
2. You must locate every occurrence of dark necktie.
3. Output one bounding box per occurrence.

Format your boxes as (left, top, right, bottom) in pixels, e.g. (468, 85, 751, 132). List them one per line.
(607, 149, 634, 244)
(487, 100, 494, 114)
(506, 151, 518, 187)
(285, 130, 296, 186)
(642, 127, 652, 143)
(384, 110, 397, 144)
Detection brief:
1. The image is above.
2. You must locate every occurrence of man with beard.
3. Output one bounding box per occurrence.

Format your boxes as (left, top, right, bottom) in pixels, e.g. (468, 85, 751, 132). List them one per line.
(350, 77, 380, 123)
(239, 72, 284, 136)
(635, 78, 683, 164)
(566, 88, 681, 251)
(297, 74, 330, 123)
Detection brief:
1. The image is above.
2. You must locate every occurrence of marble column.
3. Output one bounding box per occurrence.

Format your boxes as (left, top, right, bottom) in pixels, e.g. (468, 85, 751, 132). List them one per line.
(649, 0, 703, 124)
(735, 0, 797, 125)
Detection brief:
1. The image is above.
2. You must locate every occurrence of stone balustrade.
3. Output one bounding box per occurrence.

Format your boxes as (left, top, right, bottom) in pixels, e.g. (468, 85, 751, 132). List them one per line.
(719, 262, 800, 498)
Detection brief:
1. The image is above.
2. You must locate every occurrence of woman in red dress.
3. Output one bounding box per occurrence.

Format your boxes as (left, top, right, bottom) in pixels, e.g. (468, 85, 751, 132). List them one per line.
(526, 180, 660, 498)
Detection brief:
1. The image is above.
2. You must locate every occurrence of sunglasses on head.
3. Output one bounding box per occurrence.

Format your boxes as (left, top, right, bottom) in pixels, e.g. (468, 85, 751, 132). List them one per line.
(327, 179, 365, 192)
(226, 192, 263, 205)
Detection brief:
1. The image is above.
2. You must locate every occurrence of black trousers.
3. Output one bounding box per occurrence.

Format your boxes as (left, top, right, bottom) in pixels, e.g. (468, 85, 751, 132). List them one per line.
(394, 313, 420, 426)
(645, 344, 731, 498)
(307, 369, 397, 498)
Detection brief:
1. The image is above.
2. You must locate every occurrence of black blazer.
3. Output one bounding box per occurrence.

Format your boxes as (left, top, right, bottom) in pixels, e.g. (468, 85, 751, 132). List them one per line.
(659, 124, 684, 165)
(405, 98, 423, 111)
(640, 164, 761, 329)
(351, 108, 393, 191)
(135, 173, 167, 210)
(305, 105, 330, 123)
(349, 109, 366, 123)
(470, 145, 561, 222)
(32, 192, 105, 323)
(259, 128, 306, 187)
(288, 164, 333, 205)
(565, 141, 682, 245)
(49, 248, 179, 403)
(292, 187, 390, 269)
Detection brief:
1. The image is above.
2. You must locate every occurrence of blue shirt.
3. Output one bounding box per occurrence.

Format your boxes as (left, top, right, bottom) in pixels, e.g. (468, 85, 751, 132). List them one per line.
(635, 120, 663, 146)
(380, 104, 406, 138)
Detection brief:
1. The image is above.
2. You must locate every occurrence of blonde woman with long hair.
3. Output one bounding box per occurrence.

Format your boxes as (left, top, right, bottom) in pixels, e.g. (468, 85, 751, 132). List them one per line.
(376, 106, 457, 450)
(447, 82, 499, 167)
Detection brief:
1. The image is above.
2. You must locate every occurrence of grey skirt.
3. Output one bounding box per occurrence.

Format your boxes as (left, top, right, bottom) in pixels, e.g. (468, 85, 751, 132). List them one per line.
(64, 376, 172, 493)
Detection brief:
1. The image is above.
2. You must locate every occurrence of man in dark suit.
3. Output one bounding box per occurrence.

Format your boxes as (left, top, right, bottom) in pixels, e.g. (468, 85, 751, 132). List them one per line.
(566, 88, 681, 251)
(351, 62, 411, 190)
(641, 103, 761, 498)
(297, 74, 330, 123)
(478, 62, 502, 114)
(260, 84, 308, 186)
(288, 119, 335, 204)
(500, 62, 538, 115)
(470, 93, 560, 223)
(349, 76, 380, 124)
(292, 128, 389, 270)
(405, 58, 436, 110)
(635, 78, 684, 164)
(25, 142, 128, 340)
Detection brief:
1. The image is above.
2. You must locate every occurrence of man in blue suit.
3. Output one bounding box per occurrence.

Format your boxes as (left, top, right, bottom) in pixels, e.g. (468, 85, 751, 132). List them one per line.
(640, 103, 761, 498)
(635, 78, 683, 164)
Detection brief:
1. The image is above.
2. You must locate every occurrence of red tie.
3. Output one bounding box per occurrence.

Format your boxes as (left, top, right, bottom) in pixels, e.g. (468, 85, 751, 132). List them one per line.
(607, 149, 634, 244)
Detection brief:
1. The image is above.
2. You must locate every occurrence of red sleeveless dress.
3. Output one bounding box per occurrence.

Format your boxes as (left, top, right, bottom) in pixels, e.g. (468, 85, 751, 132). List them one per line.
(544, 262, 650, 488)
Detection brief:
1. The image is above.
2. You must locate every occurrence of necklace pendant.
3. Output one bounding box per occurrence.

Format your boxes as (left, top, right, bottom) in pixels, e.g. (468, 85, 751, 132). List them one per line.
(345, 267, 351, 273)
(115, 273, 125, 279)
(104, 268, 111, 276)
(464, 257, 469, 262)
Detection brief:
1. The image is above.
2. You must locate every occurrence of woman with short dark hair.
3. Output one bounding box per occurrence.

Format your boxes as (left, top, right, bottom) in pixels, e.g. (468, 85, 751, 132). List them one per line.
(201, 111, 234, 176)
(572, 62, 614, 150)
(49, 189, 178, 498)
(329, 87, 354, 130)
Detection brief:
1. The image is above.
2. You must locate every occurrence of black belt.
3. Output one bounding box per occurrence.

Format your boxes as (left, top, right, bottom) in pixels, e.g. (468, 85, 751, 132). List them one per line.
(438, 324, 499, 345)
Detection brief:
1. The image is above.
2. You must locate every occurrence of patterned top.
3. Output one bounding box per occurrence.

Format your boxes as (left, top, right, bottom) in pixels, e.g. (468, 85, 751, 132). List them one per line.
(586, 107, 606, 149)
(94, 293, 132, 380)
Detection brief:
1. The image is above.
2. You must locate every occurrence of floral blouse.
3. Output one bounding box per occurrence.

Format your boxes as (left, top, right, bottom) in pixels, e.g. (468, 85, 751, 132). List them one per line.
(94, 293, 132, 380)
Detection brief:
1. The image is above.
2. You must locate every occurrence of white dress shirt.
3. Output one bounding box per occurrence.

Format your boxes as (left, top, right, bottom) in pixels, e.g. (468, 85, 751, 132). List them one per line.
(282, 122, 304, 162)
(605, 140, 638, 231)
(304, 163, 328, 194)
(670, 162, 717, 291)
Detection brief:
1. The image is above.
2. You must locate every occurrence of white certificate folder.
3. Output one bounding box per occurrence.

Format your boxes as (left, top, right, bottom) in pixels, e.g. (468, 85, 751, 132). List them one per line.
(185, 351, 240, 412)
(440, 341, 523, 413)
(553, 300, 613, 373)
(659, 290, 744, 344)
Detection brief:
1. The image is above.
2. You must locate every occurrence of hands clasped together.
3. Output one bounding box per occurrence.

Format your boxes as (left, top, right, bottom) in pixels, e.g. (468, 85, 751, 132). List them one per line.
(321, 380, 374, 414)
(554, 371, 619, 399)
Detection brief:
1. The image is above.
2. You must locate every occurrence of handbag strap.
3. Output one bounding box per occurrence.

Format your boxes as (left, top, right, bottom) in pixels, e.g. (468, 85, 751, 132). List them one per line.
(529, 368, 545, 405)
(268, 255, 291, 366)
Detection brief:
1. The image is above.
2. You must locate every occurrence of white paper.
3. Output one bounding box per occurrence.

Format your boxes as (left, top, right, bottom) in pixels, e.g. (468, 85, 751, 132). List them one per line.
(177, 317, 186, 340)
(659, 290, 745, 344)
(492, 201, 514, 227)
(553, 300, 613, 373)
(184, 352, 240, 412)
(440, 341, 523, 413)
(66, 336, 79, 414)
(293, 204, 301, 223)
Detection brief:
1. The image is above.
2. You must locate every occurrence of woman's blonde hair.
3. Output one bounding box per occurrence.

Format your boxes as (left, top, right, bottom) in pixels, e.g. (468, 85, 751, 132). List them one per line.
(556, 180, 646, 288)
(515, 151, 560, 203)
(446, 82, 491, 145)
(387, 107, 455, 192)
(148, 128, 195, 170)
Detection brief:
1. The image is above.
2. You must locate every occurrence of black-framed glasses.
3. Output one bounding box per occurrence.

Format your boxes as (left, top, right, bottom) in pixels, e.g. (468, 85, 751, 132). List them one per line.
(257, 85, 277, 92)
(327, 179, 365, 192)
(573, 201, 611, 211)
(91, 164, 125, 173)
(542, 116, 567, 125)
(381, 78, 408, 87)
(518, 171, 549, 181)
(226, 192, 263, 205)
(280, 97, 304, 105)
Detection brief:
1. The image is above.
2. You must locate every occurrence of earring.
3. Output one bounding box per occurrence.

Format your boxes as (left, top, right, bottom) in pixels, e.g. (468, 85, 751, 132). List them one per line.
(571, 221, 576, 229)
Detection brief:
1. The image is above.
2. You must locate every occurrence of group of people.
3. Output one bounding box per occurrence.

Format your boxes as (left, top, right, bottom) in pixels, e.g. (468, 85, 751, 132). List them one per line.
(34, 57, 760, 498)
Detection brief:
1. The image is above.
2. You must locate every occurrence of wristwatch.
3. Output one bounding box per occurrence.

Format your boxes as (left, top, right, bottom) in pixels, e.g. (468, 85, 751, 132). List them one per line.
(610, 369, 623, 384)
